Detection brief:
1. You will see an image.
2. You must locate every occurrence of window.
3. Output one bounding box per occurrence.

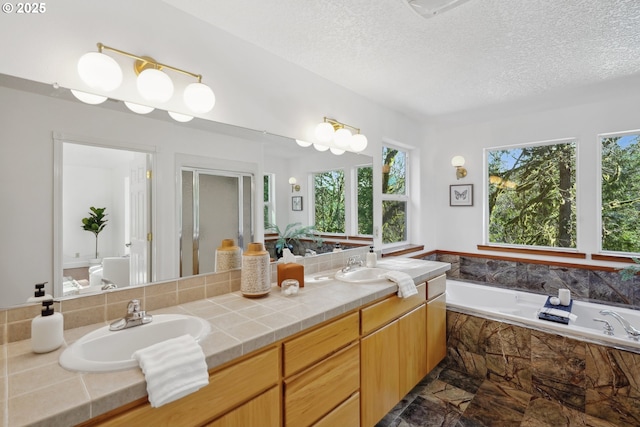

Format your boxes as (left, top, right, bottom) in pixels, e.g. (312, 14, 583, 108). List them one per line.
(313, 169, 345, 233)
(263, 174, 275, 227)
(601, 132, 640, 254)
(357, 165, 373, 235)
(382, 146, 408, 244)
(487, 140, 576, 248)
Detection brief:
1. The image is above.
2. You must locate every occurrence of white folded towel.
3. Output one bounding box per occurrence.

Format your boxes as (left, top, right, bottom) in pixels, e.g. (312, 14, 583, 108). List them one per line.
(385, 271, 418, 298)
(133, 334, 209, 408)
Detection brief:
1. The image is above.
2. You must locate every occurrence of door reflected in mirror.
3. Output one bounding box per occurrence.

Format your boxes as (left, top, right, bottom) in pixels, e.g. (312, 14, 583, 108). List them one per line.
(180, 168, 254, 277)
(54, 140, 153, 297)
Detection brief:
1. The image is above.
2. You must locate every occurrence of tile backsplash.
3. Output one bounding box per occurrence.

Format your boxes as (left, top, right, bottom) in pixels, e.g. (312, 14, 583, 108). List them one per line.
(0, 248, 369, 344)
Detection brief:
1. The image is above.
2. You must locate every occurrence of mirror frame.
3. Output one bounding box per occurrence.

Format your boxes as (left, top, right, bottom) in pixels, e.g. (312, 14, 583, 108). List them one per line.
(53, 132, 158, 298)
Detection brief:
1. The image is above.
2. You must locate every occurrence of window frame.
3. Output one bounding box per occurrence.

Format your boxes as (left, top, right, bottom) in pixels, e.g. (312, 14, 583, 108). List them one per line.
(381, 144, 410, 247)
(483, 137, 579, 252)
(597, 129, 640, 257)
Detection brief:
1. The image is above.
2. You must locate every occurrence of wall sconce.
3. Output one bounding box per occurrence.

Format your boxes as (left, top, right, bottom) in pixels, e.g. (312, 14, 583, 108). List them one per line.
(313, 117, 368, 153)
(451, 155, 467, 180)
(74, 43, 216, 120)
(288, 177, 300, 192)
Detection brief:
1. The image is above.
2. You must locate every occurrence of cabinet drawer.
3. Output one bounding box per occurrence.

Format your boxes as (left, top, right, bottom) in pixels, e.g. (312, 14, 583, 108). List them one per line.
(361, 283, 425, 335)
(427, 274, 446, 300)
(285, 342, 360, 427)
(312, 392, 359, 427)
(97, 346, 279, 426)
(284, 312, 359, 376)
(205, 386, 280, 427)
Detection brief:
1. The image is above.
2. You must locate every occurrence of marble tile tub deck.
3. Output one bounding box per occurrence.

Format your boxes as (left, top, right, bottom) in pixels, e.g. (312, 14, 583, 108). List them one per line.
(0, 259, 449, 427)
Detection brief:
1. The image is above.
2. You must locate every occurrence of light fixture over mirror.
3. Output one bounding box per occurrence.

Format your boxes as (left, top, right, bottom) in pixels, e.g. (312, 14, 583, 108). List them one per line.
(75, 43, 216, 118)
(310, 117, 368, 154)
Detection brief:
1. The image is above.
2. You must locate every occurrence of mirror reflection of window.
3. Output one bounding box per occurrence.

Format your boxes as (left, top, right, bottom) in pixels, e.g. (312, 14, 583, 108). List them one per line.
(313, 169, 346, 233)
(382, 146, 408, 244)
(357, 165, 374, 235)
(264, 174, 275, 227)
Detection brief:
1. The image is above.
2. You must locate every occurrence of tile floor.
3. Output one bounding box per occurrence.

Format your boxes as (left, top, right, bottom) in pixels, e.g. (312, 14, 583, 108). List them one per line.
(376, 362, 619, 427)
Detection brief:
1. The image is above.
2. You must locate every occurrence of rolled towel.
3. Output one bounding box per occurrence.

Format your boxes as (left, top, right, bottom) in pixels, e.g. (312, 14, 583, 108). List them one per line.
(385, 271, 418, 298)
(133, 334, 209, 408)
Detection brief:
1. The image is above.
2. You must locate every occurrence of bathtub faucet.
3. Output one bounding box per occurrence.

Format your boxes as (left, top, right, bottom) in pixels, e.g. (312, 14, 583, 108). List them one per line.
(599, 310, 640, 340)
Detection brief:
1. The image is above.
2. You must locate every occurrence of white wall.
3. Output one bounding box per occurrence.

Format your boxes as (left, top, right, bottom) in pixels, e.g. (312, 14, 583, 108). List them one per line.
(423, 88, 640, 267)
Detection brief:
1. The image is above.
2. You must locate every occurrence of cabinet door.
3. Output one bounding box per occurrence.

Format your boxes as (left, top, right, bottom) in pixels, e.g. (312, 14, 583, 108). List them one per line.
(360, 321, 400, 427)
(398, 304, 427, 396)
(285, 343, 359, 427)
(205, 386, 280, 427)
(426, 292, 447, 373)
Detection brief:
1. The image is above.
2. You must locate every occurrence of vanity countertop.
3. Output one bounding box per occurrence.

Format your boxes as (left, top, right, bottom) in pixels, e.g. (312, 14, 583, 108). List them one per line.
(1, 258, 449, 427)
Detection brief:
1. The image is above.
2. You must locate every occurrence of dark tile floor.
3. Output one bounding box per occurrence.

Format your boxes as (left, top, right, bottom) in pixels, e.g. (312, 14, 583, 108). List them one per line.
(376, 362, 619, 427)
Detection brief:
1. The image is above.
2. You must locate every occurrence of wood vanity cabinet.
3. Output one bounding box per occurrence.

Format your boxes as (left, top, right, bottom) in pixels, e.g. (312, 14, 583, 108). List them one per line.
(283, 312, 360, 427)
(90, 346, 280, 427)
(426, 274, 447, 372)
(360, 284, 427, 427)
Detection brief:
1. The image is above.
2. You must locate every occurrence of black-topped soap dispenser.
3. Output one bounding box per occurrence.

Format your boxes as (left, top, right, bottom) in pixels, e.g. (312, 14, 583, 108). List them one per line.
(29, 282, 64, 353)
(366, 245, 377, 268)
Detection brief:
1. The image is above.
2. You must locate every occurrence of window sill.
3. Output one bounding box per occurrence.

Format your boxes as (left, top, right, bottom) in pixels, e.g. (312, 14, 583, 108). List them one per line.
(477, 245, 587, 259)
(591, 254, 638, 264)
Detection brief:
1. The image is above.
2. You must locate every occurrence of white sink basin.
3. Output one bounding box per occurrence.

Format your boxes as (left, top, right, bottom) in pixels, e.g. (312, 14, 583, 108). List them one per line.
(60, 314, 211, 372)
(334, 267, 390, 283)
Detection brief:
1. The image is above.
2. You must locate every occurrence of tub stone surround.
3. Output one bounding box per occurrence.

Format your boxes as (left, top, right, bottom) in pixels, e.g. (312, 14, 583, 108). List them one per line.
(446, 310, 640, 426)
(0, 250, 449, 426)
(429, 253, 640, 310)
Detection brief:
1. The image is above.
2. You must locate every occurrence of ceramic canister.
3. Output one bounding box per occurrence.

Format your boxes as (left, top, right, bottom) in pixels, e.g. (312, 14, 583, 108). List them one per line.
(215, 238, 242, 272)
(240, 242, 271, 297)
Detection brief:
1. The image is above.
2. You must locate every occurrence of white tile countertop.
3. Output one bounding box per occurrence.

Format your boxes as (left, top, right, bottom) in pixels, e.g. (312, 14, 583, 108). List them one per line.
(1, 259, 449, 427)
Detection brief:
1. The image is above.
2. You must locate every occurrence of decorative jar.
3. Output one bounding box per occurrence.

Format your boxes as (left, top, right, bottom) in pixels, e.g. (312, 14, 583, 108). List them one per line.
(240, 242, 271, 298)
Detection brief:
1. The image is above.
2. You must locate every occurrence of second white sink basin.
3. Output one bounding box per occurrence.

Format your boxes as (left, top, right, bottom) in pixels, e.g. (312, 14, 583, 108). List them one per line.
(60, 314, 211, 372)
(335, 267, 390, 283)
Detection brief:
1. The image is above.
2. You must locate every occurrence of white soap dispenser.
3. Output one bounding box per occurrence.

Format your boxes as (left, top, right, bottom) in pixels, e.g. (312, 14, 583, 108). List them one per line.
(366, 246, 377, 268)
(29, 283, 64, 353)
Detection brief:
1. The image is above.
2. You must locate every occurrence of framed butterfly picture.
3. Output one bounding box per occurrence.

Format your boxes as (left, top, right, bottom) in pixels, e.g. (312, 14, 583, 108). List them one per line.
(450, 184, 473, 206)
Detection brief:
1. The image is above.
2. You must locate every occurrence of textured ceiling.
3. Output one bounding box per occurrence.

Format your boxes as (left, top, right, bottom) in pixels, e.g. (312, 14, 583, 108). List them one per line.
(162, 0, 640, 120)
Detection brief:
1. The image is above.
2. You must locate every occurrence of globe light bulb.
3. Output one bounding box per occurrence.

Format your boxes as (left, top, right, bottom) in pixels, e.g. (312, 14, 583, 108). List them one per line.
(333, 128, 352, 148)
(124, 101, 154, 114)
(137, 68, 174, 102)
(168, 111, 194, 122)
(77, 52, 123, 92)
(313, 143, 330, 152)
(330, 147, 345, 155)
(350, 134, 368, 152)
(315, 122, 335, 143)
(70, 89, 107, 105)
(296, 139, 313, 147)
(183, 82, 216, 114)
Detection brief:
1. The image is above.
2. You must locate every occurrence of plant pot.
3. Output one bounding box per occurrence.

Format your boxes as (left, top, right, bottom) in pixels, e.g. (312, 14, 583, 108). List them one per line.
(275, 243, 294, 259)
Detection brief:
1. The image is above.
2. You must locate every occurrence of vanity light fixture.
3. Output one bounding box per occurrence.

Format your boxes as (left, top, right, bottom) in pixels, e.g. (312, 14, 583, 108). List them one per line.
(313, 117, 368, 153)
(75, 43, 216, 117)
(451, 155, 467, 180)
(295, 139, 313, 147)
(288, 177, 301, 192)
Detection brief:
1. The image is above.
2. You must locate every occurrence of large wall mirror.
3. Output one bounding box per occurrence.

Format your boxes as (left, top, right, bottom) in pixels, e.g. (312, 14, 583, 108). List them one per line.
(0, 73, 373, 308)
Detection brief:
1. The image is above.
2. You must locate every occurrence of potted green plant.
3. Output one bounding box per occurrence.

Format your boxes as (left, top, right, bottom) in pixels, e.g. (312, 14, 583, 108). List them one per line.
(619, 257, 640, 281)
(266, 222, 322, 258)
(82, 206, 108, 262)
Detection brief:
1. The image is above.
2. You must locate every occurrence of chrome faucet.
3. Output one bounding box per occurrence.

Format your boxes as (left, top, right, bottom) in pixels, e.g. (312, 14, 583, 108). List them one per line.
(599, 310, 640, 340)
(109, 299, 153, 331)
(342, 256, 364, 273)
